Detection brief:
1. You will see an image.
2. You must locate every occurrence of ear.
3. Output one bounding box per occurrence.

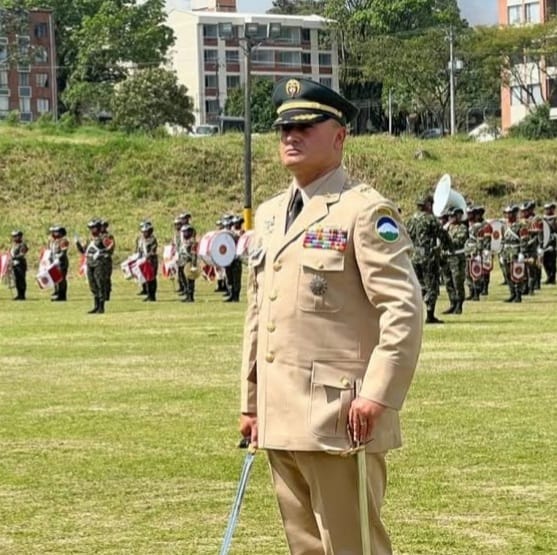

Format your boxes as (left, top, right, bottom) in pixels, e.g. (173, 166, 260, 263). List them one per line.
(333, 126, 347, 150)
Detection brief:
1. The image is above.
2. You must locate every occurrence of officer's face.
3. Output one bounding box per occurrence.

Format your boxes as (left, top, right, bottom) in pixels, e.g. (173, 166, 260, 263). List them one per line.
(278, 119, 346, 184)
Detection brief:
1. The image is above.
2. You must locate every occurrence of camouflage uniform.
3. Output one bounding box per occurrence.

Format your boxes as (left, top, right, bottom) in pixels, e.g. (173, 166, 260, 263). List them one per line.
(179, 224, 198, 302)
(520, 202, 543, 294)
(465, 219, 485, 301)
(406, 196, 449, 323)
(76, 219, 110, 313)
(10, 230, 28, 300)
(501, 205, 529, 303)
(137, 222, 158, 301)
(443, 211, 468, 314)
(49, 226, 70, 301)
(542, 203, 556, 284)
(100, 220, 115, 301)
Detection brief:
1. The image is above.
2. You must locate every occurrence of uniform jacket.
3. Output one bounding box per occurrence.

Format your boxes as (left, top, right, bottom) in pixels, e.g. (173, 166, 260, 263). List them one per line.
(241, 167, 423, 453)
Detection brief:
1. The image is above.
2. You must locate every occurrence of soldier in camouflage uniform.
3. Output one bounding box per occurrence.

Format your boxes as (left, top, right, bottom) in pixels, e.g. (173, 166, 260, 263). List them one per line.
(406, 193, 449, 323)
(100, 219, 115, 301)
(76, 219, 111, 314)
(137, 221, 158, 302)
(10, 230, 28, 300)
(179, 224, 198, 303)
(49, 225, 70, 301)
(464, 207, 484, 301)
(542, 202, 556, 284)
(501, 204, 529, 303)
(442, 207, 468, 314)
(519, 201, 543, 294)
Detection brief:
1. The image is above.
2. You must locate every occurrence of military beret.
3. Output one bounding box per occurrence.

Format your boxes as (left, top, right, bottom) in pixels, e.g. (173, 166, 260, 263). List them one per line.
(180, 211, 192, 219)
(140, 222, 153, 232)
(87, 218, 101, 228)
(11, 229, 23, 237)
(180, 224, 194, 233)
(448, 206, 464, 216)
(544, 202, 555, 210)
(50, 225, 65, 234)
(100, 219, 109, 227)
(272, 77, 358, 127)
(503, 204, 519, 213)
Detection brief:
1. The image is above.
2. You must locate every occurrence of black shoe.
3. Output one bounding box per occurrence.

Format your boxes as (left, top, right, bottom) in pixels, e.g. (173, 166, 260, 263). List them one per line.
(454, 302, 463, 314)
(504, 295, 516, 302)
(442, 304, 456, 315)
(143, 296, 156, 302)
(425, 316, 444, 324)
(13, 296, 25, 301)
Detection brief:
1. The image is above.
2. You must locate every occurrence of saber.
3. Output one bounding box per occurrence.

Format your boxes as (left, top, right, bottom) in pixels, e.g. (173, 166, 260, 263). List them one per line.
(357, 446, 373, 555)
(219, 439, 256, 555)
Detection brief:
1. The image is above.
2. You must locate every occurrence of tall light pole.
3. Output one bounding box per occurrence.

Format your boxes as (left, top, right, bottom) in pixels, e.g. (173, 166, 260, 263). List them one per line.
(220, 21, 281, 230)
(449, 25, 456, 136)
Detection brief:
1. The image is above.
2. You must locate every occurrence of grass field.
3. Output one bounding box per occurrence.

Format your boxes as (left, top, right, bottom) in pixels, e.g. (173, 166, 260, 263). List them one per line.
(0, 268, 555, 555)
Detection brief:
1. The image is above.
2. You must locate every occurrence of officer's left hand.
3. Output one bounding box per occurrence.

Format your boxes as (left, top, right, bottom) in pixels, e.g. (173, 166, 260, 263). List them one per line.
(348, 397, 386, 445)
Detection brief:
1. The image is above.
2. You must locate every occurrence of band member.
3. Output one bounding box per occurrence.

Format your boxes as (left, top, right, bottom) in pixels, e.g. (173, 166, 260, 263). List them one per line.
(542, 202, 556, 284)
(173, 217, 187, 295)
(100, 219, 115, 301)
(224, 215, 244, 303)
(443, 207, 468, 314)
(465, 206, 484, 301)
(76, 219, 111, 314)
(10, 230, 28, 300)
(49, 225, 70, 301)
(213, 218, 228, 293)
(519, 201, 543, 294)
(137, 221, 158, 301)
(179, 224, 198, 302)
(501, 205, 529, 303)
(476, 207, 493, 296)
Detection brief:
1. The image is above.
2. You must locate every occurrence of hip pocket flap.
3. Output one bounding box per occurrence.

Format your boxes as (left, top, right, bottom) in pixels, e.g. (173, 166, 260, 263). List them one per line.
(312, 360, 366, 388)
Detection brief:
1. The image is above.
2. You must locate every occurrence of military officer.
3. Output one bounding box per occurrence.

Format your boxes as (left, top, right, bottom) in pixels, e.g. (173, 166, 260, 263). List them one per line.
(49, 225, 70, 301)
(542, 202, 556, 284)
(10, 230, 28, 300)
(137, 221, 158, 301)
(76, 219, 110, 314)
(406, 193, 449, 323)
(239, 77, 423, 555)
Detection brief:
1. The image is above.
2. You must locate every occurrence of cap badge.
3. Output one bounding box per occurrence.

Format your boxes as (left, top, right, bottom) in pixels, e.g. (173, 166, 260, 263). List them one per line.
(376, 216, 400, 243)
(286, 79, 301, 98)
(309, 275, 328, 296)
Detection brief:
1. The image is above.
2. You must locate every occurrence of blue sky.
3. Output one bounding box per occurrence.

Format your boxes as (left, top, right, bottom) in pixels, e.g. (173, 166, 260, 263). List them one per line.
(236, 0, 498, 25)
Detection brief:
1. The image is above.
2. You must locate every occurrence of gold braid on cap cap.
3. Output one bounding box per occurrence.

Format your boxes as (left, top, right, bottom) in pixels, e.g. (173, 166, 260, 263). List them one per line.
(277, 101, 343, 120)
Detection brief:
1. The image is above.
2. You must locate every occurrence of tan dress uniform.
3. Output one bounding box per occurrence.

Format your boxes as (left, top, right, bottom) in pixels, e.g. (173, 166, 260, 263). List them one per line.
(241, 166, 423, 555)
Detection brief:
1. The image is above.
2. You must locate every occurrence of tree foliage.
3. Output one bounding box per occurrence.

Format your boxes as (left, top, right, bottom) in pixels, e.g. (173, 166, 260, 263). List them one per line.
(267, 0, 325, 14)
(508, 104, 557, 140)
(224, 79, 275, 133)
(111, 67, 194, 134)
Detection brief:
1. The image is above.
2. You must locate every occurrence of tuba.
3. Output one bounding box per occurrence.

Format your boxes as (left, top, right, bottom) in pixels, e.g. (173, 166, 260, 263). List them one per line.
(433, 174, 468, 220)
(184, 261, 201, 280)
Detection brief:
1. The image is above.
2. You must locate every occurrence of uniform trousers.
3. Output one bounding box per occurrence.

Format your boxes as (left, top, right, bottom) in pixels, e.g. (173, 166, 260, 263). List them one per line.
(267, 449, 392, 555)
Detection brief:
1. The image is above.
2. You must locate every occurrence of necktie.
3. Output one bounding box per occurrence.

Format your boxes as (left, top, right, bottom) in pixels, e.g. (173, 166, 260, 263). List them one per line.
(285, 189, 304, 232)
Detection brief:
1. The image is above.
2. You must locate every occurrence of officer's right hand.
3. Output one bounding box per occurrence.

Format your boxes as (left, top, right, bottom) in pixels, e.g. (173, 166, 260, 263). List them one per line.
(239, 413, 258, 447)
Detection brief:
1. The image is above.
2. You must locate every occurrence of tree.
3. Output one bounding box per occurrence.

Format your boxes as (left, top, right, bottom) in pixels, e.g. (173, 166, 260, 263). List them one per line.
(224, 79, 275, 133)
(111, 67, 194, 134)
(267, 0, 325, 15)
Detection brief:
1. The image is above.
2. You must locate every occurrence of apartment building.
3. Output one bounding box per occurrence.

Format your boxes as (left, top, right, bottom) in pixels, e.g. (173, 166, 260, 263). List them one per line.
(167, 0, 339, 126)
(0, 8, 57, 122)
(498, 0, 557, 129)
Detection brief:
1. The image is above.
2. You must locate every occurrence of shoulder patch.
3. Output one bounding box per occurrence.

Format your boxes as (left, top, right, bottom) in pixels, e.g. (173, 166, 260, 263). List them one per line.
(376, 216, 400, 243)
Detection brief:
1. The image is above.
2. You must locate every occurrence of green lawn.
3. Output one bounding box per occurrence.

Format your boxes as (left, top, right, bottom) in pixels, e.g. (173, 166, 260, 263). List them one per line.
(0, 270, 555, 554)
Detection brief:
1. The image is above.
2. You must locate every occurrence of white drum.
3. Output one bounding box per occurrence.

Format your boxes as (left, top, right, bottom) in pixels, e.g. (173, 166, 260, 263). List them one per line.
(236, 230, 254, 263)
(198, 230, 236, 268)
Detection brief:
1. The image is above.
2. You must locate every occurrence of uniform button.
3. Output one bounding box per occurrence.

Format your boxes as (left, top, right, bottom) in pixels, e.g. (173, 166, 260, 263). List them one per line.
(341, 377, 351, 388)
(265, 352, 275, 363)
(273, 261, 282, 271)
(267, 322, 276, 332)
(269, 291, 278, 301)
(318, 263, 324, 269)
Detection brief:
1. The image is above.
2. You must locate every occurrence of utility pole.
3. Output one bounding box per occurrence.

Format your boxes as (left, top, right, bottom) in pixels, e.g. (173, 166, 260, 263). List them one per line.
(448, 25, 456, 136)
(243, 42, 253, 230)
(388, 89, 393, 135)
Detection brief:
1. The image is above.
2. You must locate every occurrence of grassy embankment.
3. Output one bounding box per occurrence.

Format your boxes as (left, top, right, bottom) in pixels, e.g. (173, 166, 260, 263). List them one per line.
(0, 125, 556, 554)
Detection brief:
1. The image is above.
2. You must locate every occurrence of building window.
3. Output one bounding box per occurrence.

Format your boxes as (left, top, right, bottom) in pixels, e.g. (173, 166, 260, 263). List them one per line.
(0, 39, 7, 64)
(37, 98, 50, 114)
(319, 53, 332, 67)
(36, 73, 48, 87)
(301, 28, 311, 42)
(276, 26, 300, 44)
(17, 35, 30, 56)
(205, 74, 217, 88)
(34, 23, 48, 38)
(203, 24, 218, 38)
(526, 83, 543, 105)
(204, 49, 218, 63)
(252, 49, 274, 66)
(225, 50, 239, 64)
(510, 86, 523, 105)
(19, 72, 29, 86)
(205, 99, 219, 114)
(0, 69, 7, 87)
(19, 96, 31, 112)
(34, 46, 48, 64)
(278, 51, 301, 69)
(525, 2, 540, 23)
(0, 95, 9, 114)
(320, 77, 332, 88)
(508, 5, 522, 25)
(226, 74, 240, 89)
(301, 52, 311, 65)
